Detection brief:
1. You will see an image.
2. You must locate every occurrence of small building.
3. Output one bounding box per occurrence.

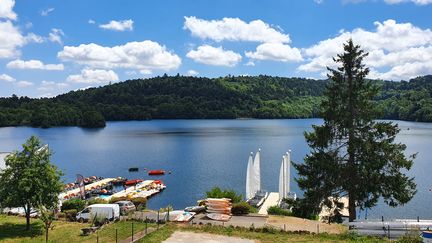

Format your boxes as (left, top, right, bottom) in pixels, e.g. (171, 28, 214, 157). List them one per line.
(0, 152, 10, 171)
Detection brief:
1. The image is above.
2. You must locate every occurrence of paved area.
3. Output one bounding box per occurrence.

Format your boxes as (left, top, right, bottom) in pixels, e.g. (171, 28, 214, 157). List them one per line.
(163, 231, 254, 243)
(258, 192, 279, 215)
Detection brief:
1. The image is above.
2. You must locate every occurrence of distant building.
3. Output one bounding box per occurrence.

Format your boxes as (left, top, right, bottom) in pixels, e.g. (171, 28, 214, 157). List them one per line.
(0, 152, 10, 171)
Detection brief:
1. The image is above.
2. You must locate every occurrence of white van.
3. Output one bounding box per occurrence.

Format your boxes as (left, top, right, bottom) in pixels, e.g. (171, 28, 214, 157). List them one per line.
(76, 204, 120, 222)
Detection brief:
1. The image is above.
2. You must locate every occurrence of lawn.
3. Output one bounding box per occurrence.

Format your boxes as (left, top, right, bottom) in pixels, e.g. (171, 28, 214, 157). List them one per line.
(0, 214, 154, 243)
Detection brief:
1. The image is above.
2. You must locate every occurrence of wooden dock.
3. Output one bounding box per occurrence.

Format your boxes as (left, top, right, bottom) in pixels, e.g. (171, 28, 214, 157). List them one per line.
(258, 192, 280, 215)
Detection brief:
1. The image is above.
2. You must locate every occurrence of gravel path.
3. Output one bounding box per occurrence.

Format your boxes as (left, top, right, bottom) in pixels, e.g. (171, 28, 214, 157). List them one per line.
(163, 231, 254, 243)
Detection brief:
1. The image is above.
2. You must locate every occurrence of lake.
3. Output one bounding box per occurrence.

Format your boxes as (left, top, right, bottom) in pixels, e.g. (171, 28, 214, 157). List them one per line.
(0, 119, 430, 220)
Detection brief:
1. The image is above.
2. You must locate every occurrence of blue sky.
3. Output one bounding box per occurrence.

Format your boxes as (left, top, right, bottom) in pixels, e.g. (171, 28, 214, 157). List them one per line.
(0, 0, 431, 97)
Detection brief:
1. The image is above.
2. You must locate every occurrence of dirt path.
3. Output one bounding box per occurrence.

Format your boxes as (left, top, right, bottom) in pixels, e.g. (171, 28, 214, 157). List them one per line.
(266, 216, 347, 234)
(163, 231, 254, 243)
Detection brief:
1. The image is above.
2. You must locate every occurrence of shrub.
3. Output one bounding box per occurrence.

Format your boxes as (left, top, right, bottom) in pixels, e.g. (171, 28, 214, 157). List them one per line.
(267, 206, 292, 216)
(61, 198, 85, 211)
(205, 187, 242, 203)
(131, 197, 147, 210)
(109, 197, 128, 203)
(63, 209, 78, 222)
(87, 198, 108, 205)
(231, 202, 256, 215)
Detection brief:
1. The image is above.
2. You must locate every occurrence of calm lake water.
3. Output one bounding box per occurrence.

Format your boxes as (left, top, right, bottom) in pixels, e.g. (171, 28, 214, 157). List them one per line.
(0, 119, 430, 220)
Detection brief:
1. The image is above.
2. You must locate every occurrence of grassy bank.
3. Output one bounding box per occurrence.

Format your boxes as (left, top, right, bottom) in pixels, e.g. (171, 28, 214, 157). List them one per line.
(0, 214, 153, 243)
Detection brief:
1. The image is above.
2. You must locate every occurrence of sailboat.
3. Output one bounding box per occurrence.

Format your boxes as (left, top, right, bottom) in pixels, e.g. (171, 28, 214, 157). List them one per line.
(245, 149, 268, 207)
(279, 150, 296, 202)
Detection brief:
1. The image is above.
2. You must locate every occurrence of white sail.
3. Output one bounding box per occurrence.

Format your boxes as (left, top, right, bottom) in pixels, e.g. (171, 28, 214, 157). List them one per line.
(278, 156, 285, 200)
(252, 149, 261, 194)
(286, 151, 291, 195)
(245, 152, 254, 200)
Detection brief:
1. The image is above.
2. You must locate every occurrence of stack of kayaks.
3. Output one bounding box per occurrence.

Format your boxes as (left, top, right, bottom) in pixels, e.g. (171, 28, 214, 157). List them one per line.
(205, 198, 232, 221)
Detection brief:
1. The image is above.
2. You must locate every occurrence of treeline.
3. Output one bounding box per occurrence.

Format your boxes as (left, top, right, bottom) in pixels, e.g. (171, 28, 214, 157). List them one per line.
(0, 74, 431, 128)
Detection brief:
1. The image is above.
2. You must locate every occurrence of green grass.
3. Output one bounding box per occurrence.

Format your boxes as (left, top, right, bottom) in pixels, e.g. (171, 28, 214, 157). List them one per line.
(0, 214, 155, 243)
(139, 224, 391, 243)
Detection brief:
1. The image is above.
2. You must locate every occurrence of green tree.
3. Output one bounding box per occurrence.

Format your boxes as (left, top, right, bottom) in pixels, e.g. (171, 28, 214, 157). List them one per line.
(293, 39, 417, 222)
(81, 110, 106, 128)
(0, 136, 64, 230)
(38, 205, 55, 243)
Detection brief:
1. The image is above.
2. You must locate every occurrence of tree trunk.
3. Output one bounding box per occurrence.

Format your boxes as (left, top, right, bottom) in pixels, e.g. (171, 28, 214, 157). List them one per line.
(348, 193, 356, 222)
(25, 206, 31, 230)
(45, 227, 49, 243)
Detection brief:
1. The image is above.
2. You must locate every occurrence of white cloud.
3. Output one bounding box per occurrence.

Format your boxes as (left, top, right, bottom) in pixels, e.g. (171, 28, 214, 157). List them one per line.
(16, 80, 33, 87)
(25, 33, 44, 43)
(7, 59, 64, 70)
(99, 19, 133, 31)
(0, 73, 15, 82)
(88, 19, 96, 24)
(187, 70, 199, 76)
(314, 0, 324, 3)
(0, 0, 16, 20)
(66, 69, 119, 84)
(184, 16, 290, 43)
(48, 28, 64, 44)
(40, 7, 54, 16)
(0, 20, 25, 58)
(245, 61, 255, 66)
(298, 19, 432, 80)
(186, 45, 242, 67)
(383, 0, 432, 4)
(37, 80, 69, 92)
(58, 40, 181, 72)
(245, 42, 303, 62)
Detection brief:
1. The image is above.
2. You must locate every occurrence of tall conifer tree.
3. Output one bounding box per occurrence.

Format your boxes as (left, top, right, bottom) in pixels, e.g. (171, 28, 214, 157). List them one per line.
(294, 39, 417, 221)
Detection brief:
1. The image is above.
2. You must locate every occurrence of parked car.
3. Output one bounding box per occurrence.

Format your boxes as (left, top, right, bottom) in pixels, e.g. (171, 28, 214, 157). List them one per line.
(114, 201, 136, 215)
(76, 204, 120, 223)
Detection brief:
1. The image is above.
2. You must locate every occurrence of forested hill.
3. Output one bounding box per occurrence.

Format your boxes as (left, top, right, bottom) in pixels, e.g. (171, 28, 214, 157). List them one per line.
(0, 75, 432, 128)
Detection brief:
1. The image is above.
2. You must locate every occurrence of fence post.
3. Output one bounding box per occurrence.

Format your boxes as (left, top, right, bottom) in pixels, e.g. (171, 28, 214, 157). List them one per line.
(418, 216, 420, 222)
(132, 222, 134, 242)
(284, 224, 286, 231)
(317, 224, 319, 234)
(382, 216, 384, 222)
(387, 225, 390, 239)
(97, 230, 99, 243)
(157, 210, 160, 229)
(145, 217, 148, 234)
(167, 208, 170, 223)
(115, 228, 118, 243)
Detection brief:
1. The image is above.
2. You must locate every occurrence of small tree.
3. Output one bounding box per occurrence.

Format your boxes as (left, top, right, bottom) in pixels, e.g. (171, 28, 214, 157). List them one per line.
(0, 136, 64, 230)
(38, 206, 55, 243)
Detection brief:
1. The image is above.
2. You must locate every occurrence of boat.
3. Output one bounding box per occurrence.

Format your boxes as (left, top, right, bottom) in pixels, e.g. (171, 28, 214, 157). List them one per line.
(124, 179, 143, 186)
(206, 213, 231, 221)
(278, 151, 296, 202)
(184, 206, 206, 213)
(128, 167, 139, 172)
(148, 170, 165, 175)
(245, 149, 261, 201)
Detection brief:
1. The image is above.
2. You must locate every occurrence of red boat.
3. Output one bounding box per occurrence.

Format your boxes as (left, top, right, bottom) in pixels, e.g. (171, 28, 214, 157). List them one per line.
(148, 170, 165, 175)
(124, 179, 143, 186)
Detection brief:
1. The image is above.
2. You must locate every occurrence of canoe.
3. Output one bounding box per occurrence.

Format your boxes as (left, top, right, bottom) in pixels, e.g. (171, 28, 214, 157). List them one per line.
(124, 179, 143, 186)
(148, 170, 165, 175)
(184, 206, 206, 213)
(206, 213, 231, 221)
(423, 231, 432, 242)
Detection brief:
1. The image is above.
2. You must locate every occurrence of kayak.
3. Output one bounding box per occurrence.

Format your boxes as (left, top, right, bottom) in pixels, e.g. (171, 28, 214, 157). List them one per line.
(124, 179, 143, 186)
(148, 170, 165, 175)
(184, 206, 206, 213)
(206, 213, 231, 221)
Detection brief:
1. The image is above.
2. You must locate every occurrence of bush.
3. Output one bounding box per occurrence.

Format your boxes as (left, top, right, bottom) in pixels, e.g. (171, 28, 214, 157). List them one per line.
(87, 198, 108, 205)
(282, 198, 319, 220)
(61, 198, 85, 211)
(231, 202, 256, 215)
(205, 187, 242, 203)
(63, 209, 78, 222)
(131, 197, 147, 210)
(109, 197, 128, 203)
(267, 206, 292, 216)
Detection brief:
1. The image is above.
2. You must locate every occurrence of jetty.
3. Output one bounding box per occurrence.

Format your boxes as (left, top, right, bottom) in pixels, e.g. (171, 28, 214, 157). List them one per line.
(59, 177, 116, 201)
(258, 192, 280, 215)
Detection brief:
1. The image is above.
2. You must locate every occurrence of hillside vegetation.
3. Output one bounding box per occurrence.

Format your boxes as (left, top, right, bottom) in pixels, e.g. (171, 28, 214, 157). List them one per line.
(0, 74, 431, 127)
